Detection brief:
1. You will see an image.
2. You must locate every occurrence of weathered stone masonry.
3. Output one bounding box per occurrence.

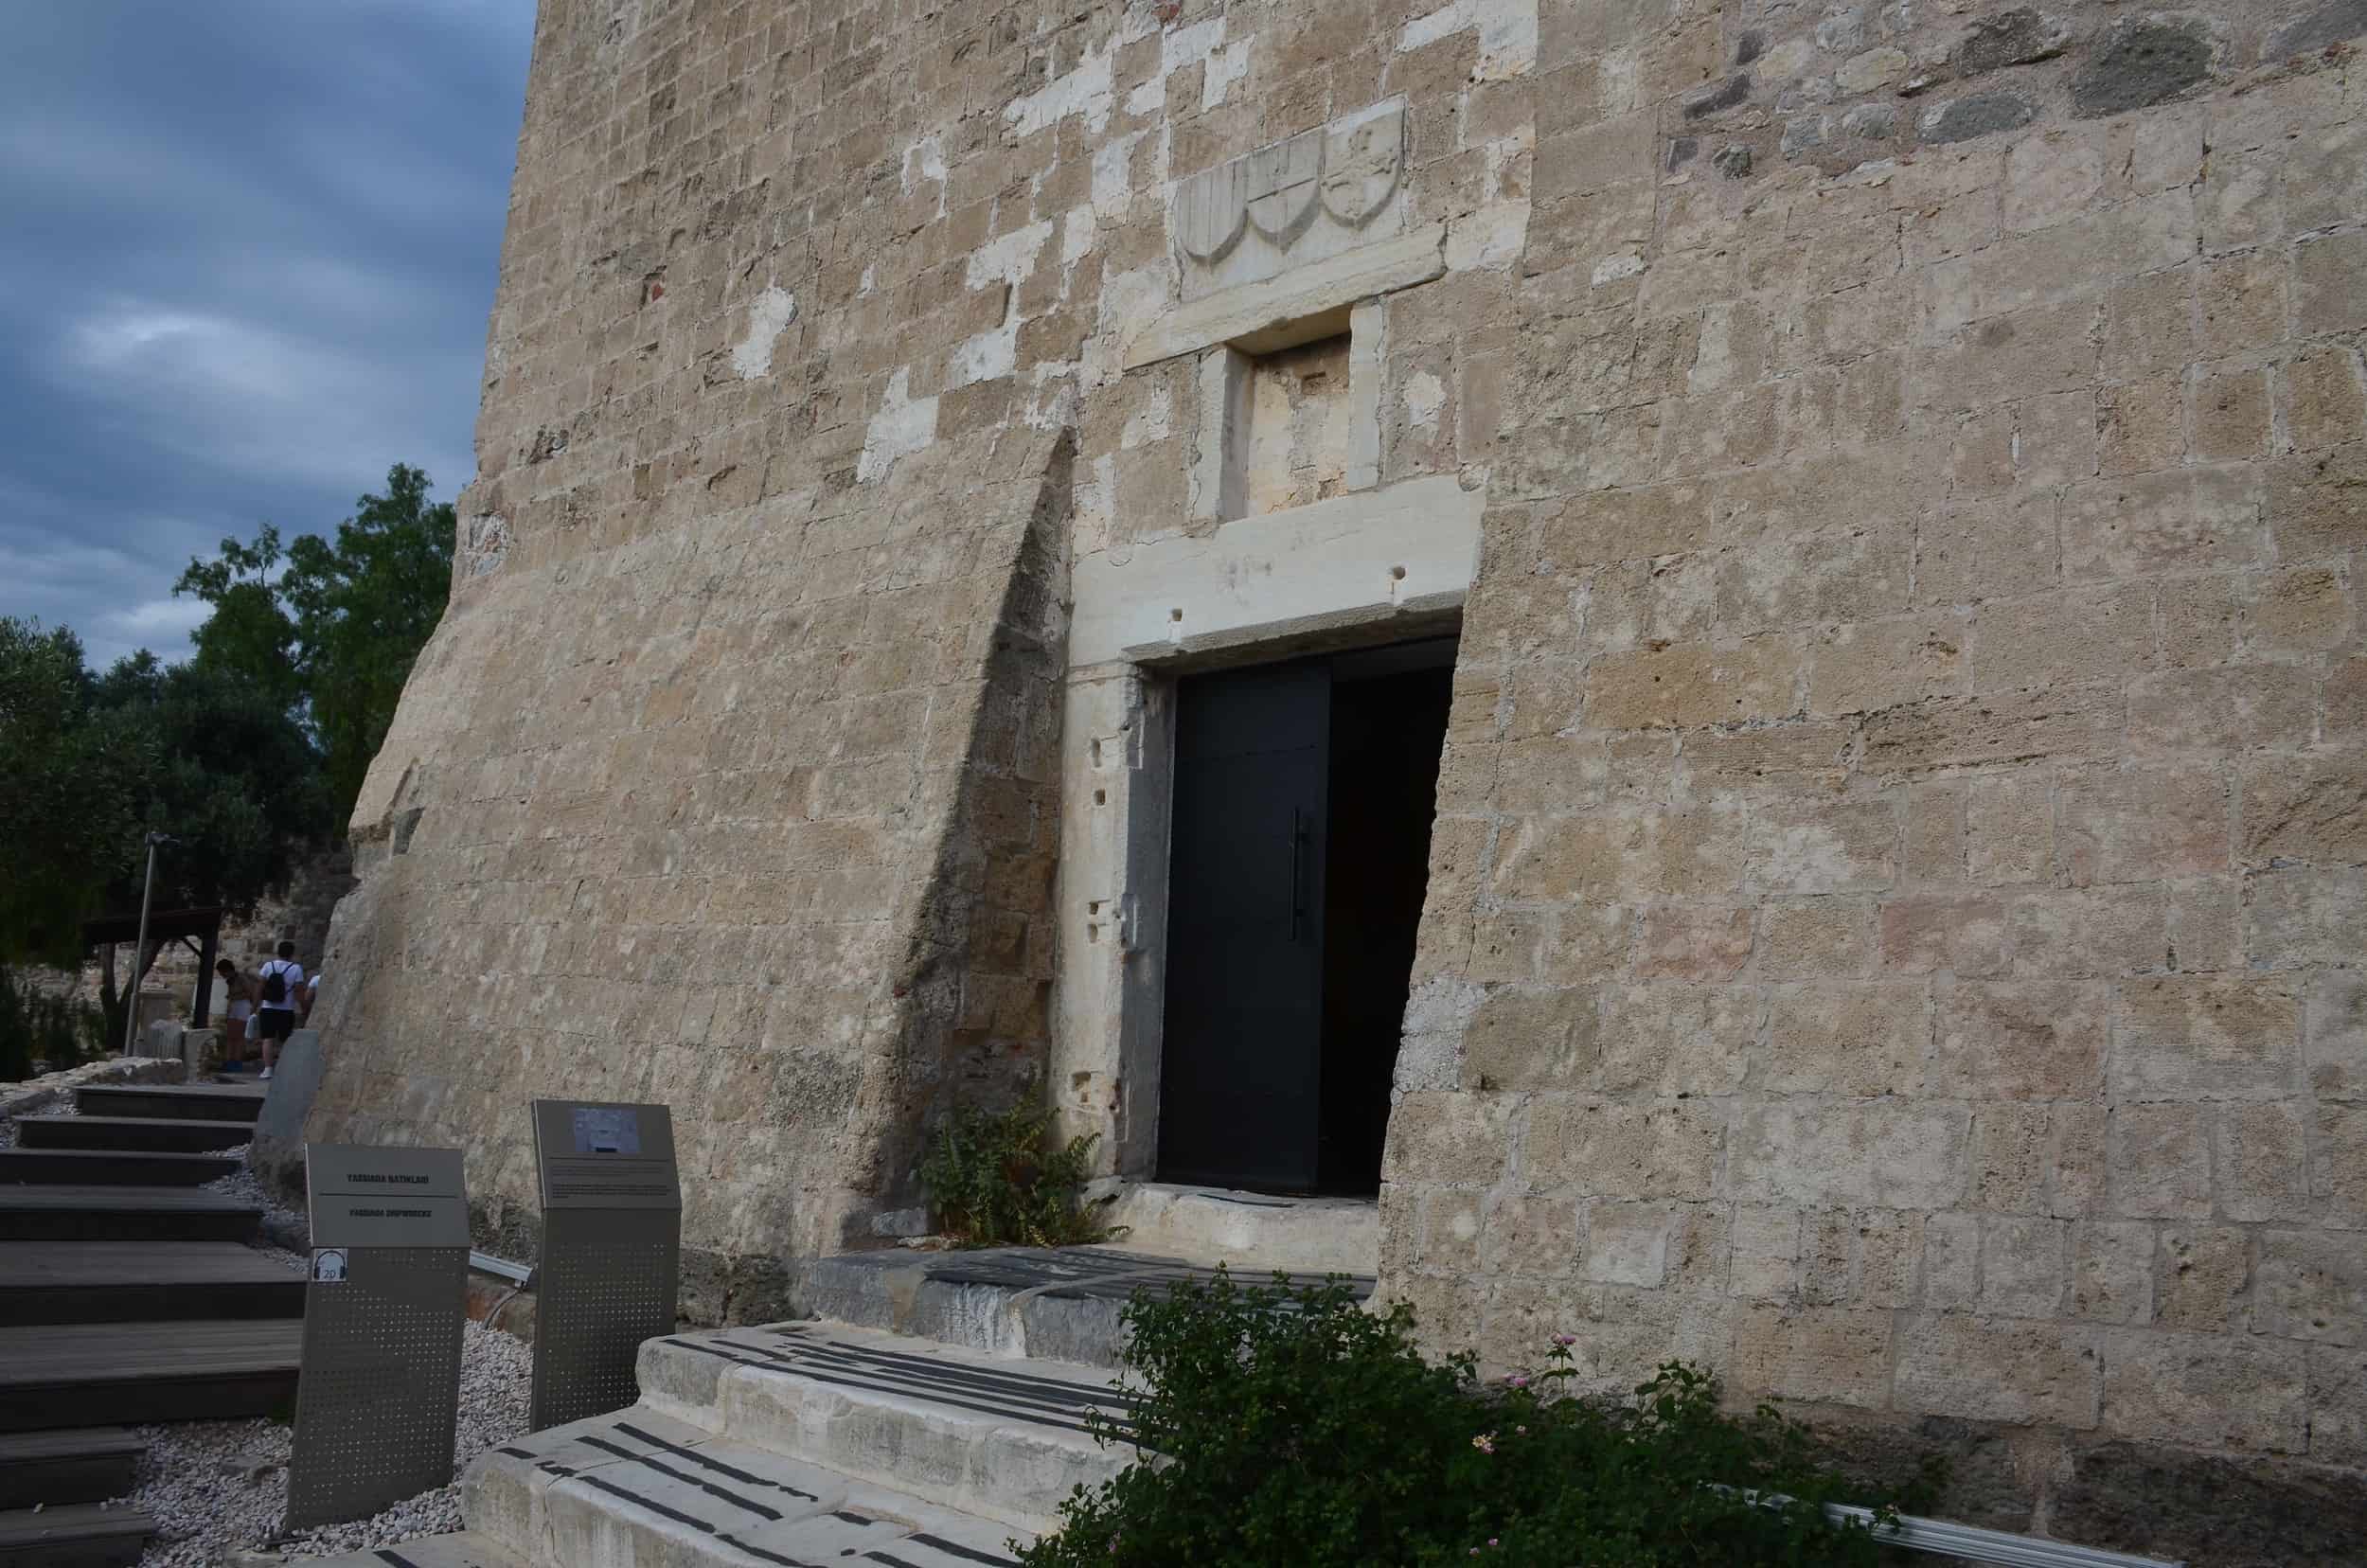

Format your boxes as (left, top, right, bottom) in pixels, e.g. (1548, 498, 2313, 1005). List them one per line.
(311, 0, 2367, 1553)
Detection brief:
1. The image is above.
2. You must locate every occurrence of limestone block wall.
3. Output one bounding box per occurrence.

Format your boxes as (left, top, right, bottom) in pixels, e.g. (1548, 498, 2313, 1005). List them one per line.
(1381, 0, 2367, 1547)
(315, 0, 2366, 1547)
(307, 0, 1081, 1314)
(316, 0, 1541, 1313)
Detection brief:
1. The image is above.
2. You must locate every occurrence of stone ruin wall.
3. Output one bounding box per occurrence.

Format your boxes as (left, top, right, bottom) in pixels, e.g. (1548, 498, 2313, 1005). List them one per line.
(311, 0, 2367, 1547)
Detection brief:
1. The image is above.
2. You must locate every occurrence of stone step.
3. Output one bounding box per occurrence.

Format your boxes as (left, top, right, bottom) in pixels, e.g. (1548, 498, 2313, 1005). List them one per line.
(72, 1082, 264, 1123)
(466, 1408, 1032, 1568)
(285, 1530, 524, 1568)
(792, 1244, 1374, 1368)
(14, 1115, 258, 1154)
(0, 1501, 153, 1568)
(0, 1185, 260, 1242)
(0, 1319, 302, 1434)
(633, 1322, 1136, 1534)
(0, 1430, 145, 1511)
(0, 1241, 305, 1327)
(0, 1149, 240, 1186)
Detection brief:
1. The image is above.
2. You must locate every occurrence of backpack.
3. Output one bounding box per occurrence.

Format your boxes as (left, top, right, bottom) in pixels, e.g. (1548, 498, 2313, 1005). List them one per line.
(261, 964, 288, 1005)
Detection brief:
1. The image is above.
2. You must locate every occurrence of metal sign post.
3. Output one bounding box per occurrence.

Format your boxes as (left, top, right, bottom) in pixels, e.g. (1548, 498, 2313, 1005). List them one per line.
(528, 1099, 681, 1431)
(285, 1144, 470, 1528)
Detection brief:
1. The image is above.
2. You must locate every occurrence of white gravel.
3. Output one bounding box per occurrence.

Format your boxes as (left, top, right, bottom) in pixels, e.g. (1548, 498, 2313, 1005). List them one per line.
(204, 1152, 311, 1255)
(126, 1317, 533, 1565)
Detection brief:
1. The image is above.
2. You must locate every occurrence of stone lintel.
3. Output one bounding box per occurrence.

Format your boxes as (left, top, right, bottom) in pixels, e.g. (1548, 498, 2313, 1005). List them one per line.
(1069, 472, 1481, 668)
(1122, 226, 1446, 370)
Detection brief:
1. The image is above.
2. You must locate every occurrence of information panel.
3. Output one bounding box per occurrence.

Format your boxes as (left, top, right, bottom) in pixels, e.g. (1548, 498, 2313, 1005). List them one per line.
(285, 1144, 470, 1528)
(529, 1099, 681, 1430)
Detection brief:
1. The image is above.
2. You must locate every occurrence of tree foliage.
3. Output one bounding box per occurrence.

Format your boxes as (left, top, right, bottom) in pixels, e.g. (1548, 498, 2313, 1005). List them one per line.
(0, 619, 149, 967)
(177, 462, 454, 821)
(0, 622, 342, 1055)
(0, 461, 450, 1073)
(87, 653, 336, 916)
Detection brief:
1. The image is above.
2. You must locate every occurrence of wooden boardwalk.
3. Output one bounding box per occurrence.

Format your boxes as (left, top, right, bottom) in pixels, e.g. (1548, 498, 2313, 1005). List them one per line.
(0, 1318, 304, 1432)
(72, 1082, 265, 1122)
(0, 1146, 240, 1185)
(0, 1240, 305, 1325)
(0, 1431, 143, 1511)
(0, 1184, 261, 1241)
(0, 1501, 156, 1563)
(0, 1073, 299, 1562)
(16, 1114, 260, 1152)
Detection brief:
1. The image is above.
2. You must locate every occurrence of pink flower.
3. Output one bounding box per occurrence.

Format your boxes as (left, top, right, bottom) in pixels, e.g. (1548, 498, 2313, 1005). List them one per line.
(1471, 1432, 1496, 1454)
(1552, 1332, 1577, 1346)
(1505, 1374, 1530, 1388)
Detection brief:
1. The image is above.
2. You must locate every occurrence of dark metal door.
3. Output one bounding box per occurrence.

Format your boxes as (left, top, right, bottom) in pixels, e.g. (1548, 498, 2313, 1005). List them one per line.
(1158, 660, 1329, 1190)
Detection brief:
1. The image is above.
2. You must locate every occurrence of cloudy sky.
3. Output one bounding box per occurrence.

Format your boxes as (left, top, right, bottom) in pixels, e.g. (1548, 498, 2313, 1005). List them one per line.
(0, 1, 536, 669)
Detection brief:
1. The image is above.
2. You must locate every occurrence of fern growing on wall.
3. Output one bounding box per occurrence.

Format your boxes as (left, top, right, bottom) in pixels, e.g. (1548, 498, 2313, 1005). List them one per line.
(919, 1102, 1116, 1249)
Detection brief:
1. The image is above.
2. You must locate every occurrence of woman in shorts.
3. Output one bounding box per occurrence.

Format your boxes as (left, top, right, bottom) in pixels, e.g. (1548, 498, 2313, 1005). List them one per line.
(215, 958, 256, 1068)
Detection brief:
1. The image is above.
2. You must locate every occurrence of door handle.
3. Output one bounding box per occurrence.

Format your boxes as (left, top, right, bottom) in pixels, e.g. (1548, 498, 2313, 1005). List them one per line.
(1289, 809, 1308, 942)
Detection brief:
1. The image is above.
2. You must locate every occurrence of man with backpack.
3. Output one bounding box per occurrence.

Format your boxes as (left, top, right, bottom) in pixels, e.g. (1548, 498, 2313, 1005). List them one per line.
(254, 941, 304, 1082)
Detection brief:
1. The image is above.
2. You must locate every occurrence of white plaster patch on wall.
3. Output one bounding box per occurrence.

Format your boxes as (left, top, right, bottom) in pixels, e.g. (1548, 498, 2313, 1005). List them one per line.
(1162, 17, 1226, 75)
(1201, 39, 1252, 109)
(1397, 0, 1538, 80)
(1006, 40, 1114, 136)
(1093, 134, 1142, 217)
(1062, 205, 1099, 269)
(1445, 203, 1529, 272)
(1075, 452, 1117, 553)
(462, 512, 509, 577)
(901, 134, 947, 197)
(1484, 122, 1534, 199)
(728, 286, 799, 379)
(1120, 383, 1174, 449)
(1755, 817, 1867, 897)
(1087, 263, 1177, 389)
(968, 218, 1055, 290)
(1593, 252, 1646, 286)
(1403, 370, 1447, 429)
(1021, 372, 1080, 434)
(951, 320, 1019, 389)
(856, 367, 937, 483)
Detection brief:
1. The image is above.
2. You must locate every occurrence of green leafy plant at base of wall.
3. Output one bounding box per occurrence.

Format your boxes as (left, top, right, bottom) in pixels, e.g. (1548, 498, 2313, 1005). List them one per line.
(1019, 1273, 1942, 1568)
(918, 1103, 1116, 1249)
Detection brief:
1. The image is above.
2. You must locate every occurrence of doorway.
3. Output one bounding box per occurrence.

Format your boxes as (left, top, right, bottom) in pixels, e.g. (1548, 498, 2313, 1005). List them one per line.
(1155, 637, 1456, 1196)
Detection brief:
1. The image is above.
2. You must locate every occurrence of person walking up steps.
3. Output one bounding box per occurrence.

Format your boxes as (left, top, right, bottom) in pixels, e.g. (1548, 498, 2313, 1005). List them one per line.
(254, 941, 304, 1082)
(216, 958, 257, 1070)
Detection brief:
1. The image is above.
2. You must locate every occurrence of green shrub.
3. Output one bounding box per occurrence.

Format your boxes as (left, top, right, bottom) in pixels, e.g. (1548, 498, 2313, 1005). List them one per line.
(1021, 1274, 1938, 1568)
(918, 1102, 1114, 1248)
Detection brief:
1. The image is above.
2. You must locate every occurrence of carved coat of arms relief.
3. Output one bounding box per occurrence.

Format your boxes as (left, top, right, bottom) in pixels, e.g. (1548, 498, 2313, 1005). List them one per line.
(1172, 102, 1407, 290)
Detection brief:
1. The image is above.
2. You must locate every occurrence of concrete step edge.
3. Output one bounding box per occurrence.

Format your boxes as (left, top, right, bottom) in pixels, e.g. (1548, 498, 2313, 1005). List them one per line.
(633, 1324, 1136, 1532)
(245, 1527, 523, 1567)
(464, 1409, 1034, 1568)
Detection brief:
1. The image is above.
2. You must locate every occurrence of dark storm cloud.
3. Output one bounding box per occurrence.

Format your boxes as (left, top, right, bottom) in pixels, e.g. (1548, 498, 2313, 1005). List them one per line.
(0, 0, 535, 668)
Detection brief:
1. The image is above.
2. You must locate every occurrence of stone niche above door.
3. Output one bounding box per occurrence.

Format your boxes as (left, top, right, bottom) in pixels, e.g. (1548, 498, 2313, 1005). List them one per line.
(1171, 99, 1409, 302)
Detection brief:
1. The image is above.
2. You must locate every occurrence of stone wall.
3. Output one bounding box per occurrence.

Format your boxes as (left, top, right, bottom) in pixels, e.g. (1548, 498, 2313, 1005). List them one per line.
(1379, 0, 2367, 1555)
(316, 0, 2365, 1551)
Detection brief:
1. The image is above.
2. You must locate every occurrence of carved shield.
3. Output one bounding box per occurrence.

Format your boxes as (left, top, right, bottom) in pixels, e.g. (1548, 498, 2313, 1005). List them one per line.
(1242, 128, 1322, 248)
(1175, 159, 1250, 262)
(1320, 107, 1406, 228)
